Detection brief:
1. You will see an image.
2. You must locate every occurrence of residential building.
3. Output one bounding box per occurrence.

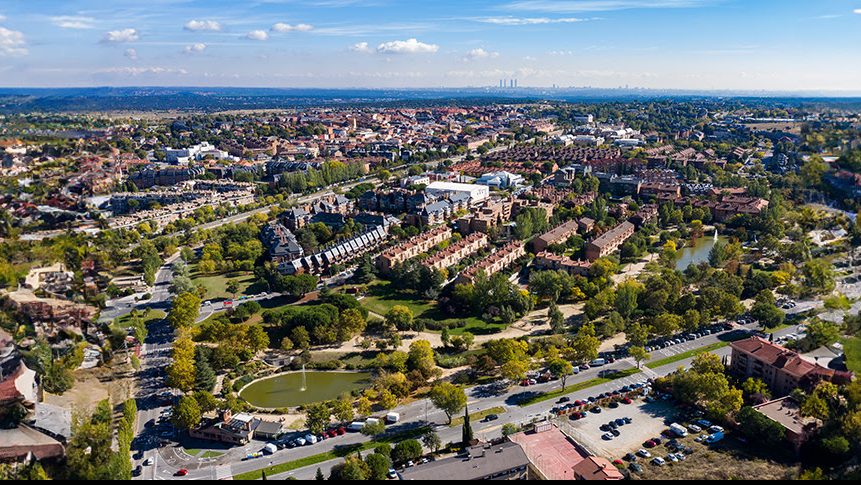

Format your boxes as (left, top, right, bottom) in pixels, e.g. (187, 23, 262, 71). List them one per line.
(260, 222, 304, 266)
(586, 221, 635, 261)
(189, 411, 256, 445)
(533, 219, 582, 253)
(423, 233, 489, 271)
(426, 182, 489, 205)
(377, 225, 452, 272)
(475, 171, 524, 189)
(457, 241, 525, 285)
(533, 252, 592, 276)
(284, 224, 390, 275)
(399, 441, 531, 481)
(508, 423, 623, 481)
(730, 337, 852, 396)
(752, 397, 819, 453)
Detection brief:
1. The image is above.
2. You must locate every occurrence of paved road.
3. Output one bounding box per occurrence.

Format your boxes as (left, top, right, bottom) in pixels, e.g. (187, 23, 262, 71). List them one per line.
(145, 323, 798, 481)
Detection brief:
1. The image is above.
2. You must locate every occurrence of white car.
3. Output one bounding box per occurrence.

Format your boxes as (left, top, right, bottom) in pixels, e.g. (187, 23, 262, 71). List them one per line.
(651, 457, 666, 466)
(601, 432, 614, 440)
(143, 458, 154, 466)
(708, 426, 724, 434)
(688, 425, 702, 433)
(636, 449, 651, 458)
(666, 454, 679, 463)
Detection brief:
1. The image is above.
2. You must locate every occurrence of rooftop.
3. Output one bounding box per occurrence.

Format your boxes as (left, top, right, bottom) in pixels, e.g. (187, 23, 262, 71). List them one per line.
(399, 442, 529, 481)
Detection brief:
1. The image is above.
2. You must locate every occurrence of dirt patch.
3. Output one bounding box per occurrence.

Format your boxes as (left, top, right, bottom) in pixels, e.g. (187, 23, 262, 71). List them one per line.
(43, 366, 134, 412)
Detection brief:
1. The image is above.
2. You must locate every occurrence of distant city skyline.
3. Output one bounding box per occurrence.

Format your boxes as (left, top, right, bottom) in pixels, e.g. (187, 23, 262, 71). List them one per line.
(0, 0, 860, 91)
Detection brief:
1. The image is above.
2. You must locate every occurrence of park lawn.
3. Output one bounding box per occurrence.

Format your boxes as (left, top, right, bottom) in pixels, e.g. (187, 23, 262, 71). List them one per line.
(308, 351, 380, 369)
(114, 309, 166, 327)
(232, 426, 430, 480)
(515, 368, 641, 407)
(360, 281, 505, 336)
(449, 406, 506, 427)
(645, 341, 729, 369)
(200, 451, 224, 459)
(843, 337, 861, 374)
(191, 270, 259, 301)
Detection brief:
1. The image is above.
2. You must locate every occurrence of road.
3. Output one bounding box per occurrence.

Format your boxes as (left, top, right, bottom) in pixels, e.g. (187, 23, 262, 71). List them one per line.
(143, 323, 799, 481)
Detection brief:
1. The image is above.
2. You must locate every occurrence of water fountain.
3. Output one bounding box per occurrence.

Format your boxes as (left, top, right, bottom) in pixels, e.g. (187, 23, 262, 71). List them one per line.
(714, 228, 718, 241)
(300, 364, 307, 392)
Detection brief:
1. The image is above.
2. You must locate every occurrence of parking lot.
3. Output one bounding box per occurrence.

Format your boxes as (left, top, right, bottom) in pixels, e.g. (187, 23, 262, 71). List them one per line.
(558, 400, 677, 458)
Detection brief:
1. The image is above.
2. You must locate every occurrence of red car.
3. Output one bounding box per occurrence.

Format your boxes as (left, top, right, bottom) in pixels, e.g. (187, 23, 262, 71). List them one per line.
(622, 398, 633, 404)
(612, 459, 624, 466)
(643, 440, 656, 448)
(176, 469, 189, 477)
(337, 427, 346, 436)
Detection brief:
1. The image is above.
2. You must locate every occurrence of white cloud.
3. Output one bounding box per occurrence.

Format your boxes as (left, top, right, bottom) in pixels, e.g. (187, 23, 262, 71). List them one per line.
(0, 27, 27, 56)
(184, 43, 206, 54)
(479, 16, 589, 25)
(854, 9, 861, 14)
(0, 14, 6, 23)
(376, 38, 438, 54)
(350, 42, 373, 53)
(99, 66, 189, 76)
(51, 16, 96, 29)
(184, 20, 221, 32)
(124, 48, 137, 60)
(463, 48, 500, 61)
(102, 28, 139, 43)
(271, 22, 314, 33)
(245, 30, 269, 41)
(504, 0, 715, 13)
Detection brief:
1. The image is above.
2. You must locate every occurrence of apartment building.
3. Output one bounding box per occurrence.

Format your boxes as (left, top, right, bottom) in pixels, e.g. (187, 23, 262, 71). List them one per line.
(457, 198, 513, 235)
(423, 233, 489, 272)
(377, 225, 452, 272)
(533, 219, 582, 253)
(457, 241, 525, 285)
(729, 337, 851, 396)
(533, 252, 592, 276)
(260, 222, 304, 265)
(586, 221, 635, 261)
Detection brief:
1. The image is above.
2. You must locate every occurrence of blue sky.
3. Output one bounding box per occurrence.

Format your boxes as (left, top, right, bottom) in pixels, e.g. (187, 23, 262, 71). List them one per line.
(0, 0, 859, 90)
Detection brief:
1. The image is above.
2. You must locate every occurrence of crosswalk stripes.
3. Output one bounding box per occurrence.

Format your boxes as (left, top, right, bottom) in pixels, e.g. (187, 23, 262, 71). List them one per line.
(215, 465, 232, 480)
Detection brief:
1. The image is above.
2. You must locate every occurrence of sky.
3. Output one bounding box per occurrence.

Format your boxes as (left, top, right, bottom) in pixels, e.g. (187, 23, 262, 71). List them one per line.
(0, 0, 860, 91)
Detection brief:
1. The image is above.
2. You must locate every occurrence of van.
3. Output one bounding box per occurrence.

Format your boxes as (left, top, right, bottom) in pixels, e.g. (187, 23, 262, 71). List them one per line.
(705, 431, 724, 444)
(385, 412, 400, 424)
(669, 423, 688, 438)
(366, 417, 381, 426)
(347, 421, 366, 432)
(590, 358, 607, 367)
(263, 443, 278, 455)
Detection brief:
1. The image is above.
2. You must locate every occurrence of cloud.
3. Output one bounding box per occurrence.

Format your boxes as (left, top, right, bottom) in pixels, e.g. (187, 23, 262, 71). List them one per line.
(245, 30, 269, 41)
(184, 43, 206, 54)
(376, 38, 438, 54)
(350, 42, 373, 53)
(504, 0, 715, 13)
(184, 20, 221, 32)
(51, 16, 96, 29)
(99, 67, 188, 76)
(0, 27, 27, 56)
(102, 28, 139, 43)
(855, 9, 861, 14)
(271, 22, 314, 33)
(0, 14, 6, 23)
(478, 17, 590, 25)
(463, 48, 500, 61)
(124, 48, 137, 60)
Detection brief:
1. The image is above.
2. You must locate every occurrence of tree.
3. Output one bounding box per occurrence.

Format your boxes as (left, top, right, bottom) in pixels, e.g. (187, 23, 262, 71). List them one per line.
(736, 406, 785, 447)
(361, 420, 386, 437)
(391, 439, 423, 465)
(168, 292, 201, 329)
(429, 382, 467, 424)
(378, 389, 398, 410)
(167, 334, 196, 392)
(386, 305, 414, 333)
(305, 402, 331, 435)
(332, 396, 354, 423)
(365, 453, 392, 480)
(500, 360, 529, 382)
(407, 340, 437, 381)
(330, 456, 370, 481)
(629, 346, 650, 369)
(172, 395, 202, 431)
(315, 468, 325, 481)
(548, 302, 565, 334)
(421, 430, 442, 454)
(462, 405, 473, 445)
(741, 378, 771, 403)
(292, 327, 311, 350)
(502, 423, 520, 437)
(614, 280, 643, 320)
(568, 324, 600, 363)
(548, 358, 574, 390)
(356, 396, 373, 417)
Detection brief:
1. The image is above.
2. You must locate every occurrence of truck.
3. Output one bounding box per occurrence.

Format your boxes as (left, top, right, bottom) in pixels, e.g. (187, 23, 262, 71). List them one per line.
(366, 417, 381, 427)
(385, 412, 400, 424)
(669, 423, 688, 438)
(705, 431, 724, 444)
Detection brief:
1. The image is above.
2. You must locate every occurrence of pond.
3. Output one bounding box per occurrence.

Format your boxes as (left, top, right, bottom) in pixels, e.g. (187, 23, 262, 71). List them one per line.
(239, 371, 373, 408)
(675, 234, 729, 271)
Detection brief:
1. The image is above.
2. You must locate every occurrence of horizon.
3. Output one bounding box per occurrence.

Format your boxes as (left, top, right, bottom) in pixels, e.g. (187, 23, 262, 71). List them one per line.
(1, 0, 860, 91)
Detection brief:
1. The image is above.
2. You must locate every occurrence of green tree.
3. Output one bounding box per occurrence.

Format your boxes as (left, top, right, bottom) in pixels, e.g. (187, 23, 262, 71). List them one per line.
(629, 346, 650, 369)
(548, 358, 574, 390)
(172, 395, 202, 431)
(365, 453, 392, 480)
(361, 420, 386, 437)
(386, 305, 414, 333)
(422, 430, 442, 454)
(462, 405, 474, 445)
(429, 382, 467, 424)
(168, 292, 201, 329)
(305, 402, 331, 435)
(391, 439, 423, 465)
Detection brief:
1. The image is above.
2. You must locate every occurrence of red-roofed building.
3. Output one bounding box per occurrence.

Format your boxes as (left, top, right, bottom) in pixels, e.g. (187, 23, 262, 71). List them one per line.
(508, 423, 623, 481)
(571, 456, 625, 481)
(730, 337, 852, 396)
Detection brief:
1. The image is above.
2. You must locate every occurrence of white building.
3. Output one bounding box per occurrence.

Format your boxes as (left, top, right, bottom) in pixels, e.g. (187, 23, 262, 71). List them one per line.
(426, 181, 489, 204)
(401, 175, 431, 188)
(573, 135, 605, 147)
(475, 171, 525, 189)
(165, 142, 234, 163)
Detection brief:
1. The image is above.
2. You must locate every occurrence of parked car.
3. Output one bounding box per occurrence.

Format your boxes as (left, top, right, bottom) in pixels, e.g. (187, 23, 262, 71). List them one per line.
(623, 453, 638, 462)
(176, 469, 189, 477)
(651, 457, 666, 466)
(629, 463, 644, 474)
(688, 424, 702, 433)
(602, 432, 615, 440)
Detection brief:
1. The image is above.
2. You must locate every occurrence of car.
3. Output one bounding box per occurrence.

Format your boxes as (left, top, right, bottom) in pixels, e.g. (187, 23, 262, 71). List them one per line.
(688, 424, 702, 433)
(294, 437, 306, 446)
(387, 469, 398, 479)
(629, 463, 644, 474)
(695, 435, 706, 443)
(406, 460, 415, 468)
(708, 425, 725, 434)
(580, 364, 590, 370)
(623, 417, 632, 424)
(622, 397, 633, 404)
(591, 407, 602, 414)
(651, 437, 663, 445)
(608, 401, 619, 409)
(600, 424, 611, 432)
(484, 414, 499, 422)
(643, 440, 656, 448)
(651, 457, 666, 467)
(557, 397, 570, 403)
(636, 449, 652, 458)
(612, 459, 624, 466)
(176, 469, 189, 477)
(144, 419, 156, 428)
(696, 419, 712, 428)
(623, 453, 638, 462)
(666, 454, 679, 463)
(611, 429, 621, 437)
(144, 457, 154, 466)
(609, 421, 619, 429)
(615, 418, 626, 426)
(602, 432, 615, 440)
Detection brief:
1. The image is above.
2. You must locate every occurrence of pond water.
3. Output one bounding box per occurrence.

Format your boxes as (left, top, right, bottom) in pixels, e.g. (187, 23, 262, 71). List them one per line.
(239, 371, 373, 408)
(675, 235, 729, 271)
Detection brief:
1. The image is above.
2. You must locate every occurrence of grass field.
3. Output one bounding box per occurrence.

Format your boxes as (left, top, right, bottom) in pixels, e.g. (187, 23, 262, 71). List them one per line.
(191, 270, 260, 301)
(360, 282, 505, 335)
(843, 337, 861, 374)
(449, 406, 506, 427)
(232, 426, 430, 480)
(646, 342, 730, 369)
(113, 309, 166, 330)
